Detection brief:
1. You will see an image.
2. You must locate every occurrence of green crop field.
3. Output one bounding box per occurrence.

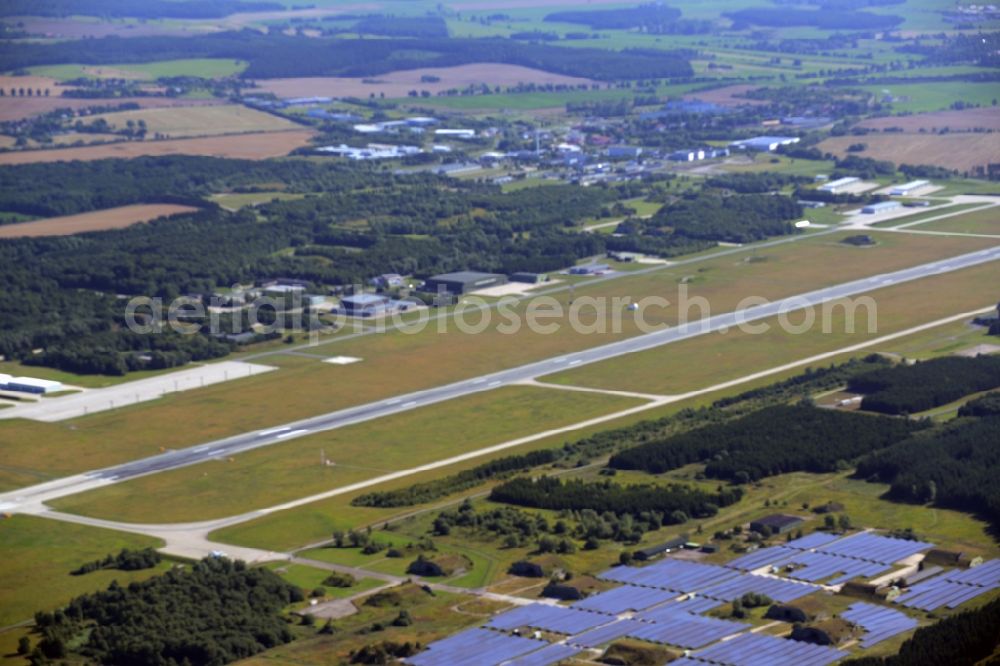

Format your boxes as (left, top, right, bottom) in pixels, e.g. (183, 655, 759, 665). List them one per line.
(0, 515, 168, 627)
(48, 386, 644, 523)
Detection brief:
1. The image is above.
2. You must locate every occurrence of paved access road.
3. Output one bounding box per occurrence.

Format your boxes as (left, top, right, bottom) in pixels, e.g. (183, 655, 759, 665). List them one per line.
(1, 244, 998, 512)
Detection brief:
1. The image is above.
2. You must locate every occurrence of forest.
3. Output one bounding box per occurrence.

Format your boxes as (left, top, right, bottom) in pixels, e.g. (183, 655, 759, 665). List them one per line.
(844, 597, 1000, 666)
(70, 548, 161, 576)
(0, 0, 281, 18)
(489, 476, 743, 523)
(623, 191, 803, 244)
(847, 355, 1000, 415)
(0, 33, 694, 81)
(854, 414, 1000, 530)
(350, 16, 449, 39)
(724, 7, 904, 29)
(28, 558, 300, 666)
(608, 404, 924, 482)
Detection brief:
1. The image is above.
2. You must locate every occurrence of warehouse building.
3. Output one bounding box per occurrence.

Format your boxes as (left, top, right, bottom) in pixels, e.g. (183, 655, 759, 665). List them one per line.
(862, 201, 902, 214)
(568, 263, 611, 276)
(729, 136, 800, 152)
(750, 514, 804, 535)
(0, 374, 64, 394)
(890, 180, 929, 196)
(424, 271, 507, 295)
(819, 177, 860, 193)
(510, 272, 548, 284)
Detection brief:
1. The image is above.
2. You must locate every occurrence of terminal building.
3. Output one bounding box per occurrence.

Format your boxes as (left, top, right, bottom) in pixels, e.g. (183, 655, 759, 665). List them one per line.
(424, 271, 507, 295)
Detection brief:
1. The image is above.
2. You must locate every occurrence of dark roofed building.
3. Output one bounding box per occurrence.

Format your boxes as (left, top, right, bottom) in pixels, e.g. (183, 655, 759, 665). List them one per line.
(750, 514, 805, 535)
(424, 271, 507, 295)
(922, 549, 983, 569)
(634, 536, 688, 561)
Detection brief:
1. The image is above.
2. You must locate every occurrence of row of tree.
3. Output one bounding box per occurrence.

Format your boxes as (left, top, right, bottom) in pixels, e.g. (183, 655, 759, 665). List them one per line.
(608, 404, 924, 482)
(848, 355, 1000, 415)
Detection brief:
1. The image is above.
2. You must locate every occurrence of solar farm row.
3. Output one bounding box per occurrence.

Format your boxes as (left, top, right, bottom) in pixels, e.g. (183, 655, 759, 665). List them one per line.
(688, 632, 847, 666)
(488, 604, 609, 635)
(841, 602, 918, 648)
(407, 627, 544, 666)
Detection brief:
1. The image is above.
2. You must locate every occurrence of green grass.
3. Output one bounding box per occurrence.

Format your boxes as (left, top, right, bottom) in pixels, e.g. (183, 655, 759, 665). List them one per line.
(210, 191, 307, 210)
(262, 562, 383, 598)
(0, 359, 181, 390)
(857, 81, 1000, 113)
(25, 59, 248, 81)
(48, 386, 644, 523)
(542, 258, 999, 395)
(907, 206, 1000, 235)
(869, 203, 982, 228)
(0, 515, 167, 627)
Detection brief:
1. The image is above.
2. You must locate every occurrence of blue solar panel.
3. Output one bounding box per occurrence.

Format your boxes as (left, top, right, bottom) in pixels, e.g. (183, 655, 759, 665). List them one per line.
(785, 532, 843, 551)
(573, 585, 677, 614)
(725, 546, 796, 571)
(692, 632, 847, 666)
(409, 628, 544, 666)
(488, 604, 611, 635)
(567, 620, 643, 648)
(944, 559, 1000, 587)
(895, 577, 995, 611)
(625, 612, 747, 649)
(637, 597, 722, 623)
(698, 573, 817, 603)
(783, 551, 890, 583)
(598, 559, 740, 592)
(501, 643, 580, 666)
(818, 532, 933, 565)
(842, 602, 918, 648)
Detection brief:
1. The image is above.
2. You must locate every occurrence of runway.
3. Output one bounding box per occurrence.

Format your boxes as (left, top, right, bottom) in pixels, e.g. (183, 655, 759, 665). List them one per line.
(2, 243, 998, 511)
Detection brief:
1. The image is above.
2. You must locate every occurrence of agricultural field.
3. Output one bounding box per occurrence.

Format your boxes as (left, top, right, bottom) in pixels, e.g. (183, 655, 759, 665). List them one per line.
(0, 92, 225, 123)
(26, 59, 249, 81)
(0, 203, 200, 238)
(857, 107, 1000, 132)
(819, 133, 1000, 172)
(0, 129, 316, 164)
(84, 104, 302, 139)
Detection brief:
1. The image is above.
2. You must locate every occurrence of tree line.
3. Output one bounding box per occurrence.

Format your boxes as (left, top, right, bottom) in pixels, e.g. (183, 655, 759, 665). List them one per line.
(847, 355, 1000, 415)
(70, 548, 161, 576)
(608, 404, 925, 482)
(489, 476, 743, 523)
(0, 0, 281, 19)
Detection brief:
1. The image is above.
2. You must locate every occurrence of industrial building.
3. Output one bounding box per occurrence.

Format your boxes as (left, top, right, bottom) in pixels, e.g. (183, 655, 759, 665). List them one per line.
(729, 136, 800, 152)
(510, 272, 548, 284)
(434, 128, 476, 140)
(890, 180, 930, 196)
(750, 514, 805, 535)
(0, 374, 63, 394)
(819, 177, 861, 193)
(316, 143, 422, 160)
(337, 294, 413, 317)
(862, 201, 902, 214)
(424, 271, 507, 295)
(608, 145, 643, 159)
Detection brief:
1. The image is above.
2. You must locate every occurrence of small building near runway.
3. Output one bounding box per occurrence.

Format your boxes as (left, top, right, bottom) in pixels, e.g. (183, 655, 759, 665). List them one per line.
(424, 271, 508, 295)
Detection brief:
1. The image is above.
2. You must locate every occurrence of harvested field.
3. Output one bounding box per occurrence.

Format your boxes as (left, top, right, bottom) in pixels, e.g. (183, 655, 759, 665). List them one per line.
(0, 95, 224, 122)
(857, 108, 1000, 132)
(819, 133, 1000, 172)
(0, 204, 200, 238)
(86, 104, 300, 138)
(683, 83, 767, 107)
(0, 129, 315, 164)
(0, 75, 65, 95)
(13, 16, 204, 39)
(256, 63, 596, 99)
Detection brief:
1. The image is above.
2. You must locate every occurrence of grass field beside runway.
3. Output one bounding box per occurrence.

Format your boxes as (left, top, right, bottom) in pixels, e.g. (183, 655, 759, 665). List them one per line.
(47, 386, 644, 523)
(901, 207, 1000, 235)
(0, 515, 168, 627)
(0, 230, 994, 490)
(539, 262, 999, 395)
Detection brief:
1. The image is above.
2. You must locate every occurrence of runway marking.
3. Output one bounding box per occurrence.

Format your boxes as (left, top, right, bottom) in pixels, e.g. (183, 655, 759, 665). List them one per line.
(488, 381, 502, 387)
(568, 359, 582, 366)
(385, 399, 401, 405)
(472, 379, 486, 384)
(403, 401, 417, 408)
(259, 427, 291, 436)
(277, 429, 308, 439)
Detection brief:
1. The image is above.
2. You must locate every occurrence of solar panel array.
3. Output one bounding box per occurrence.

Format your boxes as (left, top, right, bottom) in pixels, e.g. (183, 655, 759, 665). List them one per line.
(785, 532, 842, 550)
(819, 532, 934, 564)
(567, 619, 643, 648)
(697, 573, 817, 603)
(573, 585, 677, 614)
(625, 612, 747, 649)
(725, 546, 796, 572)
(895, 559, 1000, 611)
(784, 551, 890, 584)
(487, 604, 610, 635)
(688, 632, 848, 666)
(636, 598, 722, 623)
(408, 628, 544, 666)
(944, 559, 1000, 587)
(599, 559, 740, 592)
(499, 643, 580, 666)
(842, 602, 918, 648)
